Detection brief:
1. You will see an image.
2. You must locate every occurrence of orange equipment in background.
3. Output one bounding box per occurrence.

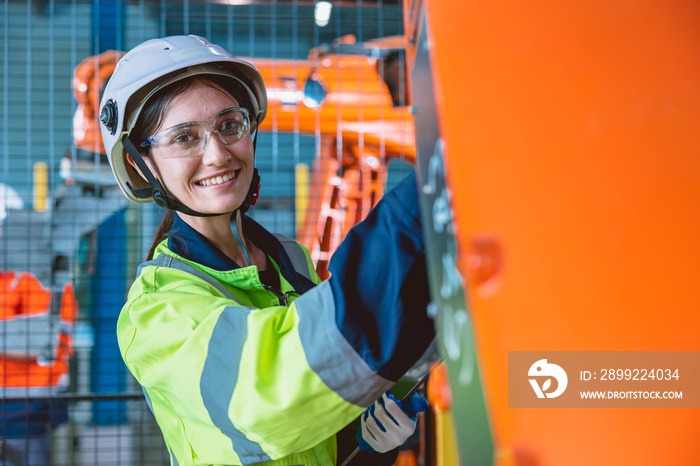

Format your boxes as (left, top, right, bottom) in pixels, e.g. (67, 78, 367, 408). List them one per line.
(252, 35, 415, 278)
(72, 50, 124, 156)
(406, 0, 700, 464)
(0, 272, 78, 393)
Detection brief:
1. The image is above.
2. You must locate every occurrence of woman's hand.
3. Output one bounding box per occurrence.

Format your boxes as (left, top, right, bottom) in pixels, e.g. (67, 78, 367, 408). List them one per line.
(355, 391, 429, 453)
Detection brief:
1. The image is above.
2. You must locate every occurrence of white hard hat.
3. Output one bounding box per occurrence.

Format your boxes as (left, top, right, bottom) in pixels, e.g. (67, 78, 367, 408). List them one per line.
(99, 35, 267, 204)
(0, 183, 24, 223)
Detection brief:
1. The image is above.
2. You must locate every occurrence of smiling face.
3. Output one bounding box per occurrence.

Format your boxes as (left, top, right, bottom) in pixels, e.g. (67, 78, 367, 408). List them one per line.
(142, 80, 255, 216)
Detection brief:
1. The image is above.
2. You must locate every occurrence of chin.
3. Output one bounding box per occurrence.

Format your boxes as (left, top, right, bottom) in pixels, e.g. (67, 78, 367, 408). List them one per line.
(195, 198, 244, 215)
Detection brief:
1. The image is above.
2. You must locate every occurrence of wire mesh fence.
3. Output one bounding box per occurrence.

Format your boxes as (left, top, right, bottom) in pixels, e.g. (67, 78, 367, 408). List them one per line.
(1, 1, 414, 464)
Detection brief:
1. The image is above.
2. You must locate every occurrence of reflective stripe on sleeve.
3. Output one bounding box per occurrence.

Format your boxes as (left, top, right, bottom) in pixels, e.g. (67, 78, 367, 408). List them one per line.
(200, 305, 271, 464)
(0, 386, 66, 398)
(295, 281, 394, 407)
(0, 313, 58, 357)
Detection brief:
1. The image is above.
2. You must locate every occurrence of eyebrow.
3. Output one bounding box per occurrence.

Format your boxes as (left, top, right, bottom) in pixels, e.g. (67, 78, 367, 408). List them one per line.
(161, 108, 237, 132)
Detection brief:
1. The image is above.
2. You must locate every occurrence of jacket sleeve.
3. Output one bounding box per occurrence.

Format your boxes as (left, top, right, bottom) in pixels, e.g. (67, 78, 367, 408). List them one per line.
(325, 171, 435, 381)
(293, 170, 435, 400)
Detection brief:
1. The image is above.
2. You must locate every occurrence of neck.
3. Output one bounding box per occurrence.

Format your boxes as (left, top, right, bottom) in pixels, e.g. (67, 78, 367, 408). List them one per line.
(175, 211, 263, 269)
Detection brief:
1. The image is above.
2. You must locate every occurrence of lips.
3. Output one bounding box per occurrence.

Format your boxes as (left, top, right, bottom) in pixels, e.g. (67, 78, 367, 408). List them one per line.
(196, 170, 238, 187)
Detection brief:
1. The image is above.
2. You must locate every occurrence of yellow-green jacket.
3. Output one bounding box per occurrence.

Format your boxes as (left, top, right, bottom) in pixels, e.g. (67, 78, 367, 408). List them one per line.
(117, 173, 434, 465)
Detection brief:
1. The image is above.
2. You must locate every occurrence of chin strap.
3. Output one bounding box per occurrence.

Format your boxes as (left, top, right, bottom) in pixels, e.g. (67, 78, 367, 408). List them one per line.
(238, 127, 261, 215)
(232, 210, 253, 267)
(122, 135, 261, 217)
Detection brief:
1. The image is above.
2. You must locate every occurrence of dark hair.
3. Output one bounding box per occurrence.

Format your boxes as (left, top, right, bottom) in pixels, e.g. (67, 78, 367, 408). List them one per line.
(135, 74, 252, 260)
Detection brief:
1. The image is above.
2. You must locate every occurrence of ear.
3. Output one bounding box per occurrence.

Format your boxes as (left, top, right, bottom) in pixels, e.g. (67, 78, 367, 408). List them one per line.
(126, 153, 157, 182)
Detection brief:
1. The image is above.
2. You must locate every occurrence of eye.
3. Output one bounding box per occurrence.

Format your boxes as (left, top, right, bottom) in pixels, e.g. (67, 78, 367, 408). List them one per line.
(219, 119, 244, 137)
(220, 119, 241, 132)
(169, 130, 198, 145)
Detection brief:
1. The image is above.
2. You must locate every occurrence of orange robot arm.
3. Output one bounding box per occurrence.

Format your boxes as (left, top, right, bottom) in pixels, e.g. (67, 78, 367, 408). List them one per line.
(252, 37, 415, 278)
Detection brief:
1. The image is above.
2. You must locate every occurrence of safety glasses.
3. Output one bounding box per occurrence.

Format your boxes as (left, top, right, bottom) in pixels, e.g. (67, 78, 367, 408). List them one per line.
(139, 107, 250, 158)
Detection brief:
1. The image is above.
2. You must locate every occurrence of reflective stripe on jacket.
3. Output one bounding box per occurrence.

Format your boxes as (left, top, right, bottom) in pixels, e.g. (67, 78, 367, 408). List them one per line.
(118, 172, 434, 466)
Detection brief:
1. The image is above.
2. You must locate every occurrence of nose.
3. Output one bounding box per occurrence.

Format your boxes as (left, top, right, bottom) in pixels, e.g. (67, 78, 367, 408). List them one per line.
(200, 131, 231, 166)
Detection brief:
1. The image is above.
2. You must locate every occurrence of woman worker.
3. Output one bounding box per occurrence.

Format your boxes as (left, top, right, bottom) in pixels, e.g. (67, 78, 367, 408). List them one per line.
(99, 35, 435, 466)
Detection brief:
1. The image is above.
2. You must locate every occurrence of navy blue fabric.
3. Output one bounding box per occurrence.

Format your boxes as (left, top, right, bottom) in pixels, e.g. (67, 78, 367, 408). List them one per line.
(168, 214, 316, 294)
(328, 172, 435, 382)
(1, 400, 68, 437)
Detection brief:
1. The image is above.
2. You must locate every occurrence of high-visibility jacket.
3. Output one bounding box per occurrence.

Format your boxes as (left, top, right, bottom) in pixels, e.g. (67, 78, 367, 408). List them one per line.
(1, 271, 78, 391)
(1, 271, 79, 437)
(117, 172, 434, 466)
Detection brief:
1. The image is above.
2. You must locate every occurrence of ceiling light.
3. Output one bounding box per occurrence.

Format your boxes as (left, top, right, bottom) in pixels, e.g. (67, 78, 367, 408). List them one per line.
(315, 1, 332, 28)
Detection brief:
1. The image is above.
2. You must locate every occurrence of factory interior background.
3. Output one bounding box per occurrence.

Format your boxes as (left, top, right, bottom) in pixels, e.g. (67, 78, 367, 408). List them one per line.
(1, 1, 415, 464)
(3, 1, 700, 465)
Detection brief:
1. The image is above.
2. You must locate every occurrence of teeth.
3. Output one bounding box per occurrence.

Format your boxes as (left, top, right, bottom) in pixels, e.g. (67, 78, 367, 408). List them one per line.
(198, 171, 234, 186)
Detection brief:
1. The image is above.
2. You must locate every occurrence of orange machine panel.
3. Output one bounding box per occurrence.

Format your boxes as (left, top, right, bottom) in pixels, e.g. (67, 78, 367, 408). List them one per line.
(422, 0, 700, 464)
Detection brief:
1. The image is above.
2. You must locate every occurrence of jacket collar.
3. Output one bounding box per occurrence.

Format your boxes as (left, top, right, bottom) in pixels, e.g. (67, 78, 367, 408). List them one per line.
(168, 213, 315, 293)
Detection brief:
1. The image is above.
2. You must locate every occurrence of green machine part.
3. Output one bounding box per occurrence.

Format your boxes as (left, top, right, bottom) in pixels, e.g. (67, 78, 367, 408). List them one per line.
(410, 11, 495, 466)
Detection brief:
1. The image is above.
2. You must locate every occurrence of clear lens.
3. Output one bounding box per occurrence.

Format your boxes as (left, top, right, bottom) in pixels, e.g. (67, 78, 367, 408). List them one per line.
(141, 108, 250, 158)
